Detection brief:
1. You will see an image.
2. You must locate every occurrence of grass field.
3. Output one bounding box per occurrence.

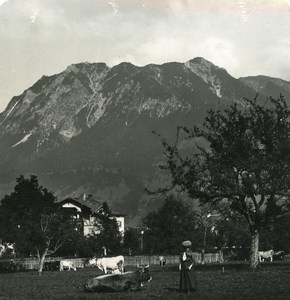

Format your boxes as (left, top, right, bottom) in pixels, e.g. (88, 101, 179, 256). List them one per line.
(0, 262, 290, 300)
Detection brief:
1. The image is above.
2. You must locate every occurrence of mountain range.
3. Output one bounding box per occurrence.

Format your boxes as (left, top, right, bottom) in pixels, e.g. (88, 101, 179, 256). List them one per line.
(1, 57, 290, 225)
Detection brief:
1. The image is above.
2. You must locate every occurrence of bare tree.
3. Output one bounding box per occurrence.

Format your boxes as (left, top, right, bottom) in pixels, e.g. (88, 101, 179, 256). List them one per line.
(37, 212, 74, 275)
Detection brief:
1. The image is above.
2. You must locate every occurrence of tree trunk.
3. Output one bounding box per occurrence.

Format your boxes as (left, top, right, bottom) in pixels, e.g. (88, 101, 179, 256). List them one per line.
(38, 250, 48, 276)
(201, 227, 207, 264)
(250, 230, 259, 270)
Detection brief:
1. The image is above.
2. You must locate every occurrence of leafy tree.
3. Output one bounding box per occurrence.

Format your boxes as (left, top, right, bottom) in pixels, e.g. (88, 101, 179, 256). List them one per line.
(155, 95, 290, 268)
(0, 175, 76, 275)
(142, 195, 199, 254)
(92, 202, 122, 256)
(259, 215, 290, 252)
(205, 209, 251, 261)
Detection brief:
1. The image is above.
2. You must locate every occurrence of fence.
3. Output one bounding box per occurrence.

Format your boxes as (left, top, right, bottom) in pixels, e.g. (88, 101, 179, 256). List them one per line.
(0, 252, 223, 270)
(0, 257, 85, 271)
(125, 252, 222, 266)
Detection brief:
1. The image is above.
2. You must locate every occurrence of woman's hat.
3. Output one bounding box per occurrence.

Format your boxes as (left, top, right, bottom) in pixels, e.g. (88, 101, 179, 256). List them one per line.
(181, 240, 192, 247)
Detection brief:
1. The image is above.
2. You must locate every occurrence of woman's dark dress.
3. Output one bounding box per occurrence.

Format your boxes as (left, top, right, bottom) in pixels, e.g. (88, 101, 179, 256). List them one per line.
(179, 249, 197, 292)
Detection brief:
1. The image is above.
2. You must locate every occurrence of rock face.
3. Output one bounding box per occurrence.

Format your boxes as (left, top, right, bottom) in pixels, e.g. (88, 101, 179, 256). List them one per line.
(0, 58, 288, 224)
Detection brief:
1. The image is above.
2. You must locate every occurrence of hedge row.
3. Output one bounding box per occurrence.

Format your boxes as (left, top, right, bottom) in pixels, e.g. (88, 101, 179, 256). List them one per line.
(0, 260, 23, 273)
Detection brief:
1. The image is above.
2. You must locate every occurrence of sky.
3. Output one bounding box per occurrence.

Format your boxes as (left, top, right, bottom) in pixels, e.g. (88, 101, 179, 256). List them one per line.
(0, 0, 290, 112)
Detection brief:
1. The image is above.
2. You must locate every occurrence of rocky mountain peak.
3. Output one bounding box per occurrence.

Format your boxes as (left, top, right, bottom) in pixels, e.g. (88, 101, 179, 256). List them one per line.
(189, 56, 218, 69)
(184, 57, 225, 98)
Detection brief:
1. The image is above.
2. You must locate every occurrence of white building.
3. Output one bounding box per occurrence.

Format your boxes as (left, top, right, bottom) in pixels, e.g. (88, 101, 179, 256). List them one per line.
(58, 194, 125, 236)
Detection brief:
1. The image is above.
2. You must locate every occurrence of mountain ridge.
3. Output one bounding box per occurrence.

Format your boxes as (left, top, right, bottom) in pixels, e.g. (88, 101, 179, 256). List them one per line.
(0, 57, 289, 225)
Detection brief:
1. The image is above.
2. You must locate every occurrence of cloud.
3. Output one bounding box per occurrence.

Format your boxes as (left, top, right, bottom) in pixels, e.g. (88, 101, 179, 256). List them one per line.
(0, 0, 8, 7)
(0, 0, 290, 112)
(108, 0, 120, 14)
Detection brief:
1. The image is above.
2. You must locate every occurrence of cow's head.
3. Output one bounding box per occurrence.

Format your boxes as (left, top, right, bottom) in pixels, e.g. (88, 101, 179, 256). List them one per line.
(84, 277, 97, 292)
(85, 257, 97, 267)
(137, 264, 152, 283)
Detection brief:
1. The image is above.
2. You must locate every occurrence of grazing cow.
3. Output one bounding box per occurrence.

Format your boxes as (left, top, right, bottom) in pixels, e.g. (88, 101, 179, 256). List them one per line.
(44, 261, 61, 271)
(59, 260, 77, 271)
(84, 266, 152, 292)
(159, 256, 166, 267)
(258, 250, 274, 262)
(89, 255, 124, 274)
(273, 251, 285, 261)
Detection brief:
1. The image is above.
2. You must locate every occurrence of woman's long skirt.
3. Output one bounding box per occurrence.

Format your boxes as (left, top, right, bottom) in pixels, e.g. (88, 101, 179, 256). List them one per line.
(179, 268, 197, 292)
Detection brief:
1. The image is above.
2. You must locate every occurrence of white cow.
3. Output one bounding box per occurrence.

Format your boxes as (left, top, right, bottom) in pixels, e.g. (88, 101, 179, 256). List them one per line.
(90, 255, 125, 274)
(258, 250, 274, 262)
(59, 260, 77, 271)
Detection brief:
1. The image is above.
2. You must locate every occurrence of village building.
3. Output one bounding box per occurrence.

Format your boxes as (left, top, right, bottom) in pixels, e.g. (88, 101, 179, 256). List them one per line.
(58, 194, 125, 236)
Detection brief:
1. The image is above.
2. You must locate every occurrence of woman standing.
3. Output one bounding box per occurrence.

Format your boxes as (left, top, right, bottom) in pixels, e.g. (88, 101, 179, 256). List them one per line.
(179, 240, 198, 293)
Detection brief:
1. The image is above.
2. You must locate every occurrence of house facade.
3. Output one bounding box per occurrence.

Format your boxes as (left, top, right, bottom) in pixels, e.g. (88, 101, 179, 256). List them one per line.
(58, 194, 125, 236)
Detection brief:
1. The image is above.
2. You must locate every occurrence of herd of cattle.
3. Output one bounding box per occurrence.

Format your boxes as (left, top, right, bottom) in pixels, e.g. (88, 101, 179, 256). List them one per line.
(0, 245, 287, 293)
(44, 255, 152, 292)
(44, 250, 284, 293)
(44, 255, 125, 273)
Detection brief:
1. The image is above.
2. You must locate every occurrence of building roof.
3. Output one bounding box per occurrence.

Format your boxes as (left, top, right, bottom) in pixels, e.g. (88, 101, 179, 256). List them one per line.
(58, 194, 126, 216)
(58, 194, 103, 213)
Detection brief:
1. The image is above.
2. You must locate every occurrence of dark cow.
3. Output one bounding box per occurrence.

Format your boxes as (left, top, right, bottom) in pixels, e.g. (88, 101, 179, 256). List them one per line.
(44, 261, 60, 271)
(273, 251, 285, 261)
(84, 266, 152, 292)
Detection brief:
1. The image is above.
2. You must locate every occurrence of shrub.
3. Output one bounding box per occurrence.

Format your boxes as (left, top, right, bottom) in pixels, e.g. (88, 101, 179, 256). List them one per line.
(0, 260, 22, 273)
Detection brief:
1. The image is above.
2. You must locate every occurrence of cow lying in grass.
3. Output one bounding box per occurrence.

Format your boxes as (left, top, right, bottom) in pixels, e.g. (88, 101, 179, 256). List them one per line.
(84, 265, 152, 292)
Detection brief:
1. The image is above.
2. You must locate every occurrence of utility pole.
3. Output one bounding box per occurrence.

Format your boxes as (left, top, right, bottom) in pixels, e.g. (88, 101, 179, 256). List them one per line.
(140, 230, 144, 253)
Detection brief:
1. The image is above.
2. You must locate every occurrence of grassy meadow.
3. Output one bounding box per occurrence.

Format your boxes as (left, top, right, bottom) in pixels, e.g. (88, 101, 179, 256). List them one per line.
(0, 262, 290, 299)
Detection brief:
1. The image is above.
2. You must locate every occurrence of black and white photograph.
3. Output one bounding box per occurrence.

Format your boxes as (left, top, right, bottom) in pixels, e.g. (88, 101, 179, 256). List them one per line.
(0, 0, 290, 299)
